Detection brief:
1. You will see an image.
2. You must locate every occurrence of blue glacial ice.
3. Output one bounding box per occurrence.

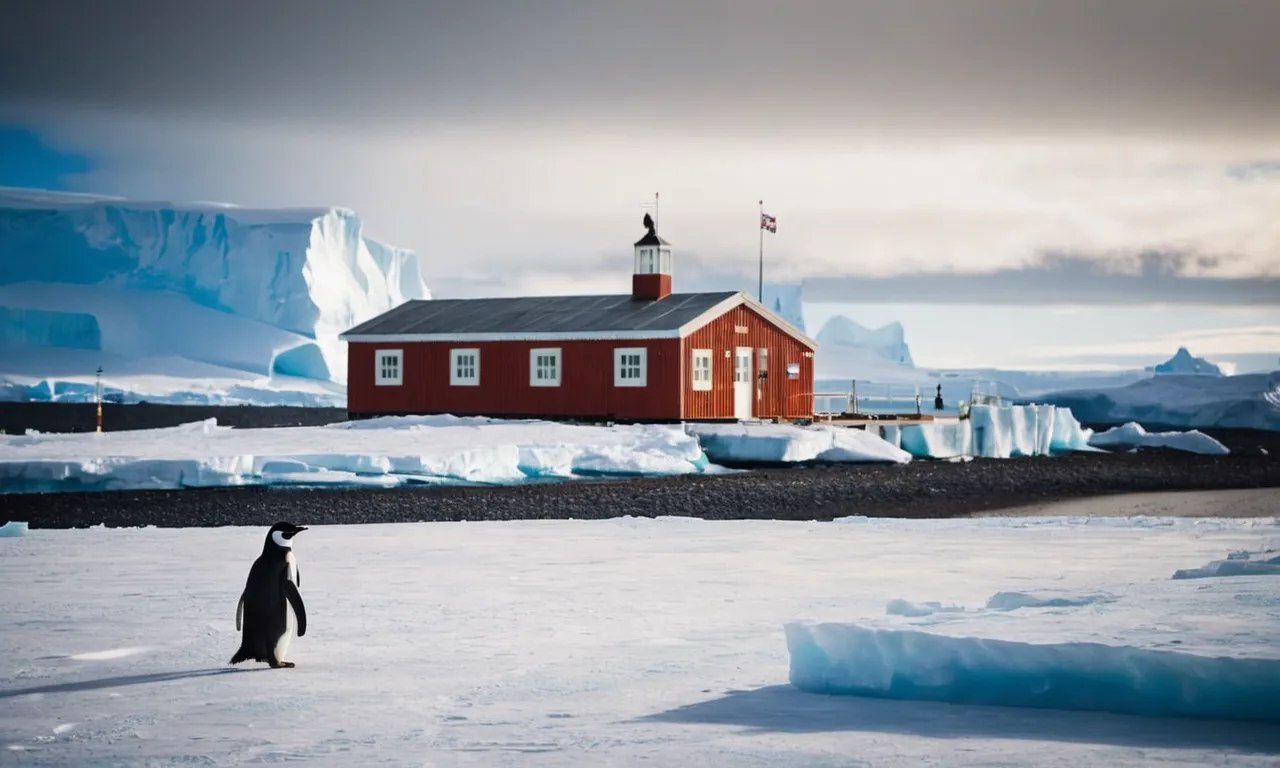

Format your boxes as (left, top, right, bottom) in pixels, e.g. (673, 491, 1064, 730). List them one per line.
(878, 404, 1094, 459)
(0, 187, 428, 403)
(786, 621, 1280, 722)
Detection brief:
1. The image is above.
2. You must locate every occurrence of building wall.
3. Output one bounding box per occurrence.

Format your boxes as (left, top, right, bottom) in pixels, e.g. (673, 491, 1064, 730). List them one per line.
(347, 338, 682, 420)
(680, 305, 815, 420)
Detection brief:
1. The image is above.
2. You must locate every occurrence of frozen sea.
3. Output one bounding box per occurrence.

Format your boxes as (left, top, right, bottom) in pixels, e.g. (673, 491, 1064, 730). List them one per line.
(2, 490, 1279, 766)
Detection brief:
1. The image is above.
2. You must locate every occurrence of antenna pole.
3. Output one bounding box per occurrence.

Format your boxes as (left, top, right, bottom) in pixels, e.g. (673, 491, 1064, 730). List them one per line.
(655, 192, 659, 231)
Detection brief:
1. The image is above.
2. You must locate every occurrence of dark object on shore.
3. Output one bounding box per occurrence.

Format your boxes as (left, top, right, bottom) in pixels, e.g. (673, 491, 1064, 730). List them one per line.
(0, 402, 348, 435)
(5, 451, 1276, 530)
(934, 383, 945, 411)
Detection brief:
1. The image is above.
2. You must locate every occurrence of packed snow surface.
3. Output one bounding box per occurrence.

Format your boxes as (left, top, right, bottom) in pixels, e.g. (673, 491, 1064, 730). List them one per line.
(0, 186, 428, 403)
(1089, 422, 1230, 455)
(0, 415, 709, 493)
(2, 508, 1278, 765)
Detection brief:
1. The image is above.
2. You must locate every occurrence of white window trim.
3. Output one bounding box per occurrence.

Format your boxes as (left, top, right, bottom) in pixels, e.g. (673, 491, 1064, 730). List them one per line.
(614, 347, 647, 387)
(450, 348, 480, 386)
(374, 348, 403, 386)
(530, 347, 562, 387)
(691, 348, 712, 392)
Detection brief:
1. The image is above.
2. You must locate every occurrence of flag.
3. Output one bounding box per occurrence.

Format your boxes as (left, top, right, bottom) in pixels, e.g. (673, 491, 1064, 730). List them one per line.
(761, 212, 777, 233)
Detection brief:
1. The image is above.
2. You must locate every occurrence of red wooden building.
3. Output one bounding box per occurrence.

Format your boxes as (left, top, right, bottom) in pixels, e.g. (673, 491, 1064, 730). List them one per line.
(341, 223, 817, 422)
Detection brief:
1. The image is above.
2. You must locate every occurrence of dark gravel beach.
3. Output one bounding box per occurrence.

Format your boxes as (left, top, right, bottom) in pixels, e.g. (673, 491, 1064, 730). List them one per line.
(5, 450, 1277, 529)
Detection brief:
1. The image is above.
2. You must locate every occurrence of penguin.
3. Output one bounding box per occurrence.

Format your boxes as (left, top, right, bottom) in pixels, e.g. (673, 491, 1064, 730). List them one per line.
(231, 522, 308, 668)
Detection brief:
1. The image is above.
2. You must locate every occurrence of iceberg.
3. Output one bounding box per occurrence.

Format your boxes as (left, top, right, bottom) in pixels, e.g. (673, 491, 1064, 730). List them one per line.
(1037, 371, 1280, 431)
(1154, 347, 1224, 376)
(0, 187, 429, 403)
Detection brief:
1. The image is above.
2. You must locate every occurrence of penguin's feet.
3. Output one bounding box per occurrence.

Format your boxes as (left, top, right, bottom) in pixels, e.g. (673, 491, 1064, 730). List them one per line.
(269, 660, 296, 669)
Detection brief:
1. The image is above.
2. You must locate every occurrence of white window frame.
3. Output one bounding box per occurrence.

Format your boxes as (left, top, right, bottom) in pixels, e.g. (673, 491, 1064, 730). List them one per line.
(757, 347, 769, 380)
(530, 347, 562, 387)
(374, 348, 403, 386)
(450, 348, 480, 386)
(614, 347, 647, 387)
(691, 349, 712, 391)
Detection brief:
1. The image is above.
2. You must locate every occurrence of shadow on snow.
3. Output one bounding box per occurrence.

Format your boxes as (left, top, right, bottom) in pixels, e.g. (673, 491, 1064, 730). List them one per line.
(641, 685, 1280, 754)
(0, 667, 264, 699)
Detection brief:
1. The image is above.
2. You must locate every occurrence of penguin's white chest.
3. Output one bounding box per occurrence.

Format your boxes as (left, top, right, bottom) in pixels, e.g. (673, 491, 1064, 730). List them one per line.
(275, 551, 298, 663)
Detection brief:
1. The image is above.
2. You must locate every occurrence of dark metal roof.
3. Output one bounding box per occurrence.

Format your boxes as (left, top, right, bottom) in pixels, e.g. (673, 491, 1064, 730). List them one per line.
(634, 231, 670, 247)
(343, 291, 740, 337)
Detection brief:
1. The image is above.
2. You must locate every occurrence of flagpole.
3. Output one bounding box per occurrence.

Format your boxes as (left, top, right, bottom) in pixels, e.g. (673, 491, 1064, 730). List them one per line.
(655, 192, 659, 232)
(758, 200, 764, 302)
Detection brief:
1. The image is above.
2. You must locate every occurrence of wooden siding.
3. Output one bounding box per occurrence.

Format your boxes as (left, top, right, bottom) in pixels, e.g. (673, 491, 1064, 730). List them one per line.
(680, 305, 814, 420)
(348, 339, 682, 420)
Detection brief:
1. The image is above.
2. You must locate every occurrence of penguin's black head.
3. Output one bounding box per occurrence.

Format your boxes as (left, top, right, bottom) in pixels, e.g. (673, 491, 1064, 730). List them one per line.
(266, 521, 307, 550)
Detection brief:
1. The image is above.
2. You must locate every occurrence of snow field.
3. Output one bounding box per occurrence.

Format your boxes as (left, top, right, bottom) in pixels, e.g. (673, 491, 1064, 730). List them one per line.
(1, 508, 1277, 765)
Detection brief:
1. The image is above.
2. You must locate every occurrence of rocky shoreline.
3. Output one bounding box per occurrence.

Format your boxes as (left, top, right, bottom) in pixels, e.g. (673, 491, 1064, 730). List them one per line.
(5, 450, 1277, 529)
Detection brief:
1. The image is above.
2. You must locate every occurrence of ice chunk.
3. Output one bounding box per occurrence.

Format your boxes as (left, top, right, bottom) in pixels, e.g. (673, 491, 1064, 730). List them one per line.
(0, 521, 27, 537)
(888, 404, 1093, 459)
(1173, 550, 1280, 579)
(985, 591, 1115, 611)
(885, 599, 964, 617)
(1090, 422, 1229, 455)
(687, 423, 910, 464)
(785, 621, 1280, 721)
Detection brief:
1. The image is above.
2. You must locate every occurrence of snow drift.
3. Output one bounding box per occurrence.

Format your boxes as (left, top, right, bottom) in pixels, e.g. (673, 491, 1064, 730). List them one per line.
(0, 187, 429, 403)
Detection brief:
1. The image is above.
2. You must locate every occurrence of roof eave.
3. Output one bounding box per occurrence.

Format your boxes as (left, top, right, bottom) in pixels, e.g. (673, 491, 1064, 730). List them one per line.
(675, 292, 818, 350)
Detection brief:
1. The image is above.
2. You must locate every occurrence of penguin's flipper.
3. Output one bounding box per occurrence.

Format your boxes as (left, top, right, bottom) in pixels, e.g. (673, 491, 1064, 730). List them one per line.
(296, 567, 301, 588)
(235, 595, 244, 631)
(284, 580, 307, 637)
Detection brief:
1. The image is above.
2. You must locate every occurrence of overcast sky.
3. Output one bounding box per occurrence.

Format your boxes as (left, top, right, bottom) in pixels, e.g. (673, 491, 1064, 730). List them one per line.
(2, 1, 1278, 368)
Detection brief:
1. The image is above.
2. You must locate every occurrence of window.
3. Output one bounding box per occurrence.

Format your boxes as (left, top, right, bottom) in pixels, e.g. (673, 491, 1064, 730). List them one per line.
(757, 348, 769, 379)
(615, 347, 647, 387)
(450, 348, 479, 386)
(375, 349, 403, 386)
(530, 348, 561, 387)
(691, 349, 712, 391)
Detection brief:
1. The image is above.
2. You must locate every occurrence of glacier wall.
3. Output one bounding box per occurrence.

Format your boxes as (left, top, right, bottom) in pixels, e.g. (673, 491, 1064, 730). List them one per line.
(0, 307, 101, 350)
(0, 187, 429, 391)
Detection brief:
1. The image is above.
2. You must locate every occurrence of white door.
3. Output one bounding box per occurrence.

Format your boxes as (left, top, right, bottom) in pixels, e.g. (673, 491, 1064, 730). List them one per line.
(733, 347, 753, 420)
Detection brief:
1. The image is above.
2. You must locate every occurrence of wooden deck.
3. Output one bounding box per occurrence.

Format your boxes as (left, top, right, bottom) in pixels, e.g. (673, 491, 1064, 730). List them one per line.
(816, 413, 956, 428)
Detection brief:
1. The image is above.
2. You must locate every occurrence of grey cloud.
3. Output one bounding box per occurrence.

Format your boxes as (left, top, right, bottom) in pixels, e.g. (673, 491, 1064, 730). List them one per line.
(4, 1, 1280, 137)
(794, 253, 1280, 306)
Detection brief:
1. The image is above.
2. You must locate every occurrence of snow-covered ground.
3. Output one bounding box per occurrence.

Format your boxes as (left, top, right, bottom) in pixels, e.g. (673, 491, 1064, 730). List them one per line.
(2, 493, 1278, 766)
